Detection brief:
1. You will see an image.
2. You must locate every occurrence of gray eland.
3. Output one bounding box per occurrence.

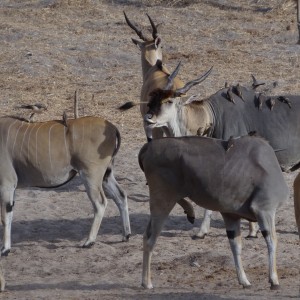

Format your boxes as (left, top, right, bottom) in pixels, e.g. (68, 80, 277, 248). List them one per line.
(0, 116, 131, 257)
(138, 135, 289, 289)
(142, 62, 300, 238)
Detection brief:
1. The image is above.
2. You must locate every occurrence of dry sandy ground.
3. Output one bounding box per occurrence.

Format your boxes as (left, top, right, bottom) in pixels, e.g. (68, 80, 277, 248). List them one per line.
(0, 0, 299, 299)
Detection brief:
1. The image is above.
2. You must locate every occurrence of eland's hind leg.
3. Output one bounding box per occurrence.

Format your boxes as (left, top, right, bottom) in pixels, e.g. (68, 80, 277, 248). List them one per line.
(80, 169, 108, 248)
(0, 186, 16, 256)
(221, 213, 251, 288)
(102, 165, 131, 241)
(255, 210, 279, 290)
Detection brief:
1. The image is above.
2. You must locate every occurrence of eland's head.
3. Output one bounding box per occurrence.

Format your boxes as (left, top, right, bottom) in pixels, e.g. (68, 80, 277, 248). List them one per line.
(124, 12, 163, 67)
(144, 62, 213, 129)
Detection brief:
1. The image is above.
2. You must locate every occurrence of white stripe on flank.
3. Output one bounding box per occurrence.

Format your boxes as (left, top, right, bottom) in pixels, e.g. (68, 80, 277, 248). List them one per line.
(48, 123, 59, 170)
(6, 119, 18, 148)
(35, 123, 45, 166)
(20, 122, 30, 153)
(12, 122, 25, 154)
(63, 126, 69, 162)
(27, 123, 38, 160)
(79, 121, 85, 153)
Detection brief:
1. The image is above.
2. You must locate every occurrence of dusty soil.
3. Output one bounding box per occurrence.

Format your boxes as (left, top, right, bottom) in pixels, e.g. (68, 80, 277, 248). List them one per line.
(0, 0, 299, 299)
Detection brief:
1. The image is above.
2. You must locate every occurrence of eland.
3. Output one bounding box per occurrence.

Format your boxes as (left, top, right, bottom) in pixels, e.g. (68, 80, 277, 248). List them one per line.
(0, 115, 131, 257)
(142, 62, 300, 239)
(138, 134, 289, 289)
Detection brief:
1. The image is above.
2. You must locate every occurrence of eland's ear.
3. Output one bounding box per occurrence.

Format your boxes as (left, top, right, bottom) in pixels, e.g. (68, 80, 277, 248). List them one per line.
(183, 94, 202, 106)
(131, 38, 143, 50)
(154, 37, 162, 49)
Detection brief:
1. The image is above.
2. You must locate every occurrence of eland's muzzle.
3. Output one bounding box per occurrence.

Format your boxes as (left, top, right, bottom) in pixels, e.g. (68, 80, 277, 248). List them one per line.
(144, 113, 156, 124)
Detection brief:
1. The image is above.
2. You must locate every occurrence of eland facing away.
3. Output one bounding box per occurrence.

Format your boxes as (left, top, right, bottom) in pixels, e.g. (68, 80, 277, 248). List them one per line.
(138, 135, 289, 289)
(0, 116, 131, 257)
(143, 62, 300, 238)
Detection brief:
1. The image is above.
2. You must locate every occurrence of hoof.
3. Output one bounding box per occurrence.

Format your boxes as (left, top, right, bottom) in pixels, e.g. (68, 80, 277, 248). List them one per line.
(122, 234, 131, 242)
(243, 284, 252, 289)
(187, 216, 195, 224)
(1, 249, 10, 257)
(270, 284, 280, 290)
(141, 282, 153, 289)
(192, 234, 206, 240)
(245, 234, 258, 239)
(82, 242, 95, 249)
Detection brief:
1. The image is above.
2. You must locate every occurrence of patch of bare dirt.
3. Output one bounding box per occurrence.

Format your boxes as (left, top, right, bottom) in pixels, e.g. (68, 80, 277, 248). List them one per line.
(0, 1, 299, 299)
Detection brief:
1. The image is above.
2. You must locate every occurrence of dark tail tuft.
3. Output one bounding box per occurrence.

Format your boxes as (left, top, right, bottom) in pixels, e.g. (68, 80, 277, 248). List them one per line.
(118, 101, 136, 111)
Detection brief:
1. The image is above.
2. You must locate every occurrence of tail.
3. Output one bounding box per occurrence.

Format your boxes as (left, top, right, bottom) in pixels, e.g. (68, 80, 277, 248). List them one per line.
(104, 127, 121, 181)
(112, 127, 121, 158)
(118, 101, 148, 111)
(138, 143, 149, 172)
(293, 173, 300, 238)
(118, 101, 137, 111)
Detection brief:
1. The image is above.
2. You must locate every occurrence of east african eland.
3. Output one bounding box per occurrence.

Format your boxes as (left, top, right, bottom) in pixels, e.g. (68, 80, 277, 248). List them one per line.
(138, 135, 289, 289)
(0, 116, 131, 257)
(142, 62, 300, 238)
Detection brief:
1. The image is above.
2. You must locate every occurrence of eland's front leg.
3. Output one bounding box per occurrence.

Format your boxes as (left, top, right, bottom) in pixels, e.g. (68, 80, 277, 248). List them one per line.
(103, 167, 131, 241)
(222, 214, 251, 288)
(142, 193, 177, 289)
(0, 187, 15, 256)
(142, 215, 168, 289)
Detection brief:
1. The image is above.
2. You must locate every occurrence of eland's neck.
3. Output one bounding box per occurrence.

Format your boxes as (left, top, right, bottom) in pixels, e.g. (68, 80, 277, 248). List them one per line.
(141, 49, 162, 82)
(167, 100, 213, 137)
(141, 58, 156, 82)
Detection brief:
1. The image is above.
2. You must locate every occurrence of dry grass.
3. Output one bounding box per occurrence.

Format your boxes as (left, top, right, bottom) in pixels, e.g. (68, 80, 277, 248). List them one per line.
(0, 1, 299, 298)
